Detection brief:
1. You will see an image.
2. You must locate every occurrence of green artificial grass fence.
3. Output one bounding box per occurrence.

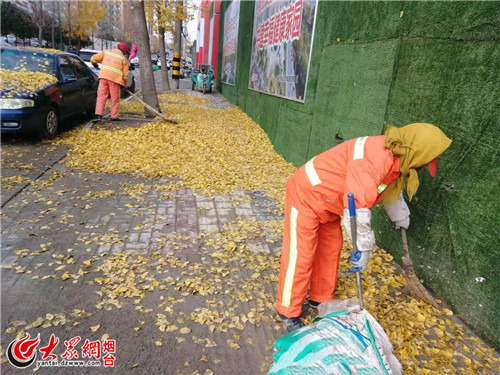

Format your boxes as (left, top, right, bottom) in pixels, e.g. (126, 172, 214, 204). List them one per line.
(217, 0, 500, 347)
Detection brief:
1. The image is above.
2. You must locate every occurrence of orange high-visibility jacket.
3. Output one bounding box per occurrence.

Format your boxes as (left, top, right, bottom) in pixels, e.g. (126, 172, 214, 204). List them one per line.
(295, 135, 401, 216)
(90, 49, 129, 87)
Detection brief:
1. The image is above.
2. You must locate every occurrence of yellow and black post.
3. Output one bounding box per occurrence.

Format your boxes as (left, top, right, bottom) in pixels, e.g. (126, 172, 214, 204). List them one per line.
(173, 0, 183, 89)
(172, 52, 181, 82)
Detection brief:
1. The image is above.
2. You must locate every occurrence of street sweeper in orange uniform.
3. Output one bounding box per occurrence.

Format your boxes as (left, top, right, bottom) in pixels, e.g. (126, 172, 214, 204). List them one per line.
(276, 123, 452, 331)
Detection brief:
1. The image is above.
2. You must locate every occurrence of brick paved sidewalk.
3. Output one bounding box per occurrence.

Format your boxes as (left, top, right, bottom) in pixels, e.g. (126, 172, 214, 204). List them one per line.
(1, 91, 498, 374)
(0, 92, 289, 373)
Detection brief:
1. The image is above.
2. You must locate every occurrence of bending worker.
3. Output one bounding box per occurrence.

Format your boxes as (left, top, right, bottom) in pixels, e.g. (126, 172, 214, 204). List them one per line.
(276, 123, 452, 331)
(91, 43, 130, 121)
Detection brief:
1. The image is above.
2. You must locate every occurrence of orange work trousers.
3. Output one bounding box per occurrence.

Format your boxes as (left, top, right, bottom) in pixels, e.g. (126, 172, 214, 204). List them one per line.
(276, 176, 343, 318)
(95, 79, 121, 119)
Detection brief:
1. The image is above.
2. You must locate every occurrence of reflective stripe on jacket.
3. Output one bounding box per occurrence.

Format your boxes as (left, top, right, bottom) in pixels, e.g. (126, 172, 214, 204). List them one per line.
(91, 49, 129, 86)
(292, 135, 401, 218)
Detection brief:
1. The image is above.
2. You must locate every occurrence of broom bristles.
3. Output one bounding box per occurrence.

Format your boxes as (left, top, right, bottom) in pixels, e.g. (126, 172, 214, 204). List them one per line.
(404, 272, 441, 308)
(401, 228, 441, 309)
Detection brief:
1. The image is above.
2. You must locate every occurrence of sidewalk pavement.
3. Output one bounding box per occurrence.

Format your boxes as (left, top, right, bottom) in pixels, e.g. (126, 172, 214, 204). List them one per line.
(1, 91, 498, 374)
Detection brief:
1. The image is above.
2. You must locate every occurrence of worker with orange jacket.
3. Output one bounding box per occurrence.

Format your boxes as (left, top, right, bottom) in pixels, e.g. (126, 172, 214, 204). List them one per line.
(91, 43, 130, 121)
(276, 123, 452, 331)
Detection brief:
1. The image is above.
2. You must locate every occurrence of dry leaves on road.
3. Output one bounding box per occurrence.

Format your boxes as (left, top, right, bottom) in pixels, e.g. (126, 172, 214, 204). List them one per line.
(57, 98, 295, 209)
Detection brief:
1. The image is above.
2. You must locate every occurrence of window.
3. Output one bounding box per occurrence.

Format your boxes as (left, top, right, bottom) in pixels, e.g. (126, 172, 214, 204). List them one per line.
(69, 56, 89, 79)
(59, 56, 76, 81)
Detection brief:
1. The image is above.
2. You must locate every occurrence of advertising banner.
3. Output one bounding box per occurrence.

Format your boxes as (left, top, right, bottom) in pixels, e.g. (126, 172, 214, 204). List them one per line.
(221, 0, 240, 85)
(248, 0, 318, 102)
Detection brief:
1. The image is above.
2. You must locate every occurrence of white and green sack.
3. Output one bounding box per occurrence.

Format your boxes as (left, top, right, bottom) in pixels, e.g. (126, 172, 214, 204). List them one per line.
(269, 299, 403, 375)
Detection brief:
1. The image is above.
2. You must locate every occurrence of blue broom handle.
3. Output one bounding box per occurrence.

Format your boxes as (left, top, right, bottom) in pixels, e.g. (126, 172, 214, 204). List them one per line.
(347, 192, 364, 310)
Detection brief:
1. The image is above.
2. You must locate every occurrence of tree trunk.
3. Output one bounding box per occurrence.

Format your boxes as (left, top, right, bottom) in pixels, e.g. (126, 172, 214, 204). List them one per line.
(38, 26, 43, 46)
(158, 26, 170, 92)
(67, 1, 72, 47)
(51, 2, 55, 48)
(130, 0, 160, 117)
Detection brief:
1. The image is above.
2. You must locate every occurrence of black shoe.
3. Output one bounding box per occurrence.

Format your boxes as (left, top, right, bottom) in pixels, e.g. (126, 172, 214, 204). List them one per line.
(110, 118, 122, 122)
(309, 300, 320, 309)
(279, 314, 303, 332)
(92, 115, 102, 122)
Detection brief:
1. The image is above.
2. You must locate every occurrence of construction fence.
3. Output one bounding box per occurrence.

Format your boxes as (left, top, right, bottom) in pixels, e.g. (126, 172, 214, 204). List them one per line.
(217, 0, 500, 348)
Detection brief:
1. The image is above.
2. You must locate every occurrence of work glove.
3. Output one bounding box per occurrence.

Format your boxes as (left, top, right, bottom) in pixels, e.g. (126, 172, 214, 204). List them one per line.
(384, 192, 410, 230)
(351, 250, 370, 273)
(92, 63, 99, 69)
(343, 207, 376, 252)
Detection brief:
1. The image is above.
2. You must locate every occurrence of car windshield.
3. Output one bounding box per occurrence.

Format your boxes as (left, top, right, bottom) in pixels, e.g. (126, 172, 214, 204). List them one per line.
(1, 48, 55, 75)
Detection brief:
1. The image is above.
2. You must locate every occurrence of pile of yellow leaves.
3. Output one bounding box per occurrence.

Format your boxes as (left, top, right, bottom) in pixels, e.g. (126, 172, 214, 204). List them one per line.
(26, 46, 62, 54)
(159, 93, 210, 105)
(0, 69, 58, 97)
(58, 99, 296, 207)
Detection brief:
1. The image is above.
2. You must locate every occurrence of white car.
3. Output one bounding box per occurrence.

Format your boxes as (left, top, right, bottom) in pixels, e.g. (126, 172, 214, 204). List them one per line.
(157, 58, 172, 70)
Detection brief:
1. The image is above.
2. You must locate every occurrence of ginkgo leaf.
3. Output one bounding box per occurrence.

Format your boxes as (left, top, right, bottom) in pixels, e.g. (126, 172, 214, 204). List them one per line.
(90, 325, 100, 332)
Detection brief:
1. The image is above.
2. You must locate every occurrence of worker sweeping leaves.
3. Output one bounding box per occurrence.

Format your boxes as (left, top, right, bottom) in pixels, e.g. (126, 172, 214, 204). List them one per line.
(91, 42, 130, 121)
(276, 123, 452, 331)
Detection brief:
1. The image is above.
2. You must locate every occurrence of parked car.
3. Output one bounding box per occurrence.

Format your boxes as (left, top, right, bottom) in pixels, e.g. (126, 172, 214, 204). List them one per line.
(157, 58, 171, 70)
(30, 38, 39, 47)
(1, 47, 99, 139)
(5, 34, 16, 45)
(79, 49, 136, 96)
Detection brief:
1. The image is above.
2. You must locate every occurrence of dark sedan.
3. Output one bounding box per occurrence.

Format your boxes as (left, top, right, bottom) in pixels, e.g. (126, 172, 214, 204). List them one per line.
(1, 47, 98, 139)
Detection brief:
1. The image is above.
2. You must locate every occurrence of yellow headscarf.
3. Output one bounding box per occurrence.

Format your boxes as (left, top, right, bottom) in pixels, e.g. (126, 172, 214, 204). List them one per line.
(381, 123, 452, 203)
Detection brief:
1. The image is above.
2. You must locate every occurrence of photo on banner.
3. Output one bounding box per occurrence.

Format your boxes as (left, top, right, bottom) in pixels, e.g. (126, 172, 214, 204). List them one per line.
(221, 0, 240, 85)
(248, 0, 318, 102)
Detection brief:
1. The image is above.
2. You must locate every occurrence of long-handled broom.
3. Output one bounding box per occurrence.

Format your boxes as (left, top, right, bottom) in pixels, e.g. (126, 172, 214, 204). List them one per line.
(347, 193, 364, 310)
(401, 228, 440, 308)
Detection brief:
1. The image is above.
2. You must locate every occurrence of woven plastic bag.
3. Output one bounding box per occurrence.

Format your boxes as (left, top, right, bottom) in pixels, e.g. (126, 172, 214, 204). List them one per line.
(268, 299, 402, 375)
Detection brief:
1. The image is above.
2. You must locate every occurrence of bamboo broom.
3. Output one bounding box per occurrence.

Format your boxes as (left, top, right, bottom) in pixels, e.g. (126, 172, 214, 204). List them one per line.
(401, 228, 441, 308)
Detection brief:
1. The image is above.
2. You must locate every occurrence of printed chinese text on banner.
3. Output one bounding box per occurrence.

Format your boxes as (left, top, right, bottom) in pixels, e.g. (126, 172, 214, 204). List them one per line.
(222, 0, 240, 85)
(248, 0, 318, 102)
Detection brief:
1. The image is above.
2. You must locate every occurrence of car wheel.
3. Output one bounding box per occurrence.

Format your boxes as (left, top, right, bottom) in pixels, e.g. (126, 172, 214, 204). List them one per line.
(209, 85, 212, 93)
(38, 107, 59, 139)
(203, 84, 206, 94)
(192, 82, 195, 91)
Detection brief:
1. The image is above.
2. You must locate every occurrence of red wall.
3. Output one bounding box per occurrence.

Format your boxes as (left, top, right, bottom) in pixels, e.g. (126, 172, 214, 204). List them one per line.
(196, 0, 220, 80)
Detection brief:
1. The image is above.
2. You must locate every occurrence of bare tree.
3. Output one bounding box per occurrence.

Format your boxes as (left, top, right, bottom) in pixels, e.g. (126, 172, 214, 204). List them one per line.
(130, 0, 161, 117)
(51, 1, 56, 48)
(158, 24, 170, 91)
(27, 0, 46, 44)
(156, 1, 170, 91)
